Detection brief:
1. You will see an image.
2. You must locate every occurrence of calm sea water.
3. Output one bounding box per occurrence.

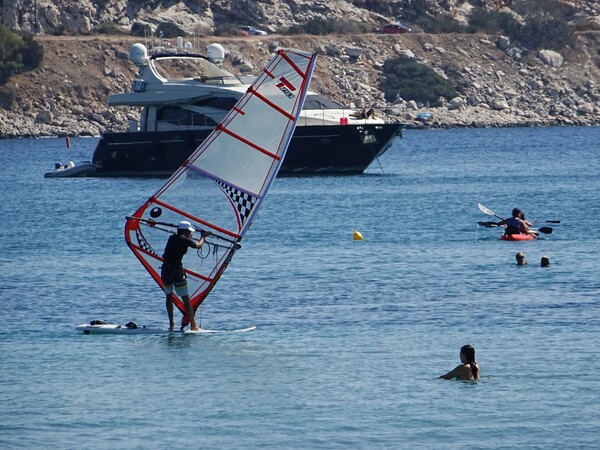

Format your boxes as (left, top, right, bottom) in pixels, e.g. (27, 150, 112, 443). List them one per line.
(1, 127, 599, 449)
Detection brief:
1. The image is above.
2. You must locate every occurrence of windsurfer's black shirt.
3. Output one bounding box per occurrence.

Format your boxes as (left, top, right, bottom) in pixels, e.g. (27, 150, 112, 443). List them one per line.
(162, 234, 196, 266)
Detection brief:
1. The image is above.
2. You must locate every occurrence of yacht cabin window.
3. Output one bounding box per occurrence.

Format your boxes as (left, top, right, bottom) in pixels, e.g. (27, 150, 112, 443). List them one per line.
(158, 106, 218, 127)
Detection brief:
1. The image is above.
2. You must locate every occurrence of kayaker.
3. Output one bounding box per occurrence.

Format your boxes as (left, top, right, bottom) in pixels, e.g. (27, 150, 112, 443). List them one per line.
(515, 252, 528, 265)
(520, 211, 532, 225)
(439, 344, 480, 381)
(497, 208, 531, 236)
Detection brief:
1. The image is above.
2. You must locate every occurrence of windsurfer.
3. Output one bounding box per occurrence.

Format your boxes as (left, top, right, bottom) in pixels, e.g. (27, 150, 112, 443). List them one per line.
(161, 221, 210, 331)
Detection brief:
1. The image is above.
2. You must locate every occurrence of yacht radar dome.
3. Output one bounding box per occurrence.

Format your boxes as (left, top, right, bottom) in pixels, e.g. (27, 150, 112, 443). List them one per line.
(207, 43, 225, 64)
(130, 43, 149, 66)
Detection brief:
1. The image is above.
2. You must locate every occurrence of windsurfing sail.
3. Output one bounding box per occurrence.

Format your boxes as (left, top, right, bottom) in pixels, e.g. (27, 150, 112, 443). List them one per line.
(124, 48, 317, 327)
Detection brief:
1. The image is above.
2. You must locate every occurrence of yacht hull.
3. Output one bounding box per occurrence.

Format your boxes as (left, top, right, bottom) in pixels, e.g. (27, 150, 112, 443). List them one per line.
(89, 123, 402, 177)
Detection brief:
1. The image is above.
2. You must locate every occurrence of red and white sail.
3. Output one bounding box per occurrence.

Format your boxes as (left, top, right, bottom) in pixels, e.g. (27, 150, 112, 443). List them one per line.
(124, 49, 317, 325)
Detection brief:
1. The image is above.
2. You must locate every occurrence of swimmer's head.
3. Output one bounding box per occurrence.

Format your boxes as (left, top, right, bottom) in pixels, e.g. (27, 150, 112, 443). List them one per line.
(541, 256, 550, 267)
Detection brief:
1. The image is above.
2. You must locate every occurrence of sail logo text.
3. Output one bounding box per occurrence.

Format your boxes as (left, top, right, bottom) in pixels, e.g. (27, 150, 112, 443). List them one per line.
(276, 76, 296, 99)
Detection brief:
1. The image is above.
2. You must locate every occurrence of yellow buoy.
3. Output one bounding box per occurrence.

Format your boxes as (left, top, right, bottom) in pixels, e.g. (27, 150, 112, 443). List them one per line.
(353, 230, 363, 241)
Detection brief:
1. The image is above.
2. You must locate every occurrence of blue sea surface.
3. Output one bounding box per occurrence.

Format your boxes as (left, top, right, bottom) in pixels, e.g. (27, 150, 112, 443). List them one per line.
(1, 127, 599, 448)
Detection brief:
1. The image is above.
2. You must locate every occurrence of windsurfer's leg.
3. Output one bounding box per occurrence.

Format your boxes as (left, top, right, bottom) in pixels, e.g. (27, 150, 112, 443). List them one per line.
(182, 295, 199, 330)
(165, 293, 174, 331)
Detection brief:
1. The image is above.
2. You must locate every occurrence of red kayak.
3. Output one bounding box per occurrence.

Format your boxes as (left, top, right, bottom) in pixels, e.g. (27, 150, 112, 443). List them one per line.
(500, 233, 536, 241)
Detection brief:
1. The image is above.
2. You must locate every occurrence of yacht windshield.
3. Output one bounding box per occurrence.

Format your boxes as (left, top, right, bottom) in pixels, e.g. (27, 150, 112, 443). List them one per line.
(194, 97, 238, 110)
(151, 56, 241, 84)
(303, 94, 346, 110)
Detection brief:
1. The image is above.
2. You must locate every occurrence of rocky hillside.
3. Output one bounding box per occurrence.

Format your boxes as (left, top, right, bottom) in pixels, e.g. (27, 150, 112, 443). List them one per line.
(3, 1, 600, 37)
(0, 1, 599, 137)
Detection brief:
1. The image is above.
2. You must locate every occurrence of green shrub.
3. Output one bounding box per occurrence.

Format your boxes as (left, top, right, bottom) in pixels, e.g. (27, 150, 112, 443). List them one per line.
(20, 34, 43, 71)
(97, 22, 123, 35)
(300, 18, 332, 35)
(156, 22, 186, 39)
(214, 23, 240, 37)
(0, 85, 17, 108)
(467, 1, 576, 50)
(130, 22, 153, 37)
(509, 16, 575, 50)
(379, 56, 458, 104)
(415, 15, 466, 34)
(512, 0, 577, 22)
(285, 18, 369, 35)
(0, 25, 43, 85)
(467, 9, 517, 34)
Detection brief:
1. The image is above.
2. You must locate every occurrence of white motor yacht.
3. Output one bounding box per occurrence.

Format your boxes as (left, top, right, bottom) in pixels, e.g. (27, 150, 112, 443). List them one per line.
(58, 43, 402, 177)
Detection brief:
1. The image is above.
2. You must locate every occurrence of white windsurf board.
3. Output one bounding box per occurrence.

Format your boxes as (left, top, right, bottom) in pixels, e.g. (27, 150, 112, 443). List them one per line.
(76, 322, 171, 334)
(76, 322, 255, 335)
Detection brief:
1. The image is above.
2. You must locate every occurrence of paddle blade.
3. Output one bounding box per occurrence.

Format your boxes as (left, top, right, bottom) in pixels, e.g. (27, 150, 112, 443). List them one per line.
(537, 227, 553, 234)
(477, 203, 495, 215)
(478, 203, 503, 220)
(477, 221, 500, 228)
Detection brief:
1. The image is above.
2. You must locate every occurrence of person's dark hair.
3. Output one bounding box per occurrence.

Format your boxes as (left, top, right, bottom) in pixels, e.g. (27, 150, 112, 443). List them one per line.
(512, 208, 522, 218)
(460, 344, 479, 379)
(541, 256, 550, 267)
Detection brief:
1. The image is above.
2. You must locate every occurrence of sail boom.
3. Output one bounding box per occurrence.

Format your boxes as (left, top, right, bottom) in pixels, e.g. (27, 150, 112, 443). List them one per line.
(129, 215, 242, 245)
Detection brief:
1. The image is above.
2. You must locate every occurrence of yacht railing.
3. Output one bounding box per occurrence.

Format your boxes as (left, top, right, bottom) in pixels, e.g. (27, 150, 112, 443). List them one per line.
(133, 108, 392, 133)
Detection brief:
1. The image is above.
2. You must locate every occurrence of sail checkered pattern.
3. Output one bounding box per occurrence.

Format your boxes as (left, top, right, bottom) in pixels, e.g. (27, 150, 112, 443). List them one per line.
(216, 180, 256, 226)
(136, 230, 157, 255)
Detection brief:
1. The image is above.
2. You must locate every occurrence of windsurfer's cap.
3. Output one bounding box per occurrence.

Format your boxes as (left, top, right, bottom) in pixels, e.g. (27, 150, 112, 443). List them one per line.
(177, 221, 195, 232)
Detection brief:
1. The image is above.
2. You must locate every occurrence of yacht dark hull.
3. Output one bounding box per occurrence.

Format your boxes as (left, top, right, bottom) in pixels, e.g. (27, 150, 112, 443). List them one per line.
(89, 123, 402, 177)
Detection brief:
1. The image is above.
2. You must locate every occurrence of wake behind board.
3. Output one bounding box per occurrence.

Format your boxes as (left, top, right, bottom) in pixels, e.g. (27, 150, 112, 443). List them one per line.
(185, 326, 256, 334)
(76, 321, 255, 335)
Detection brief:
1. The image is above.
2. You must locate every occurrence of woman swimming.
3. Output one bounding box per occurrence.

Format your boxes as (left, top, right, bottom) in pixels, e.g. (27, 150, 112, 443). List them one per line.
(439, 344, 480, 380)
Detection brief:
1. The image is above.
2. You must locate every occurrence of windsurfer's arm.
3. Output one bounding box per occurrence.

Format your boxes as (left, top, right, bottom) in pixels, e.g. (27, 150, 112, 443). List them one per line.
(194, 230, 211, 248)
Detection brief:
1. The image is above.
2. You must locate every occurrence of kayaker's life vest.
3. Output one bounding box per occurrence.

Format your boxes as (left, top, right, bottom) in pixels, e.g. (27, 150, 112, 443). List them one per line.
(505, 217, 522, 235)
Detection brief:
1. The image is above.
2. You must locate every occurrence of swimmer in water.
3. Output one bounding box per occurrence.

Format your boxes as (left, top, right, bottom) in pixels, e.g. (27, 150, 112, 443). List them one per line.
(515, 252, 528, 265)
(439, 344, 480, 380)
